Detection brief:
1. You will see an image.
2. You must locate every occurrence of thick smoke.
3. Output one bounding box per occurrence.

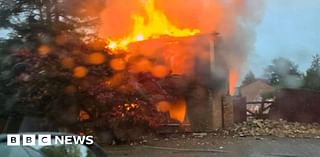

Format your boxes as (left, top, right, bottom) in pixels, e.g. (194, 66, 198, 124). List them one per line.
(98, 0, 265, 81)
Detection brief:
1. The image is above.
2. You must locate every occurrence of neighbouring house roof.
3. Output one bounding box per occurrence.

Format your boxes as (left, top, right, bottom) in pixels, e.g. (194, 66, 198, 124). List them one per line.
(239, 79, 275, 101)
(241, 79, 270, 88)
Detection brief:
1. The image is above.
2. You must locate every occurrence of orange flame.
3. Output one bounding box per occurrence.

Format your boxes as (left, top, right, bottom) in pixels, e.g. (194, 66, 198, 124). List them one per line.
(157, 99, 186, 123)
(106, 0, 200, 50)
(169, 99, 187, 123)
(229, 69, 239, 96)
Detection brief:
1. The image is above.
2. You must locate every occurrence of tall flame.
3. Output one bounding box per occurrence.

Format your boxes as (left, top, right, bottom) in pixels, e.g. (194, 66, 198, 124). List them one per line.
(229, 69, 239, 96)
(107, 0, 200, 50)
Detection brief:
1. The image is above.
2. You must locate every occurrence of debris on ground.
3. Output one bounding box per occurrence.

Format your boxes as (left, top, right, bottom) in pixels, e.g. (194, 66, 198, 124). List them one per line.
(222, 119, 320, 138)
(106, 119, 320, 145)
(192, 132, 208, 138)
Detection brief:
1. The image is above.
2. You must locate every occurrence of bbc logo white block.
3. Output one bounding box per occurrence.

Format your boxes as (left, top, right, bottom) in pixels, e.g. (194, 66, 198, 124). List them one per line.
(38, 134, 51, 146)
(7, 134, 20, 146)
(7, 134, 94, 146)
(22, 134, 36, 146)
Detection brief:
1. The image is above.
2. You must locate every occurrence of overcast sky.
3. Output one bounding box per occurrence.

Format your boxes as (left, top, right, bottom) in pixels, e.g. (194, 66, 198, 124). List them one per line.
(248, 0, 320, 77)
(1, 0, 320, 78)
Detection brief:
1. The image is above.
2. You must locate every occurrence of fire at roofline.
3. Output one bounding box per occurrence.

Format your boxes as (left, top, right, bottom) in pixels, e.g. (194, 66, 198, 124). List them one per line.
(98, 0, 264, 95)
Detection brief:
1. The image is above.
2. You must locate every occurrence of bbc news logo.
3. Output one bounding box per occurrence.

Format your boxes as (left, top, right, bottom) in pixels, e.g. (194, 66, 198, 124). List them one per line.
(7, 134, 94, 146)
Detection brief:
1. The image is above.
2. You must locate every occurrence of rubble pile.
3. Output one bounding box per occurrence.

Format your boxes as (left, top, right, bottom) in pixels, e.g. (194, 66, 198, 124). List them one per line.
(224, 119, 320, 138)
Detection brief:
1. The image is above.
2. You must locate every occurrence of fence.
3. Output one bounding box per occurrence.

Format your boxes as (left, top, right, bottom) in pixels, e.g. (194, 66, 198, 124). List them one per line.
(246, 100, 274, 119)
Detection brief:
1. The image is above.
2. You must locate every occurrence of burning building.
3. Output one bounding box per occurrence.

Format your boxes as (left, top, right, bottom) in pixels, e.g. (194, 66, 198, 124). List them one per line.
(98, 0, 248, 131)
(0, 0, 265, 137)
(96, 0, 264, 130)
(126, 33, 232, 130)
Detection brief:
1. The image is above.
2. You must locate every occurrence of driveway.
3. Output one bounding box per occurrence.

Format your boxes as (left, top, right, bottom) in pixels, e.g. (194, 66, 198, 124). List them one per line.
(105, 136, 320, 157)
